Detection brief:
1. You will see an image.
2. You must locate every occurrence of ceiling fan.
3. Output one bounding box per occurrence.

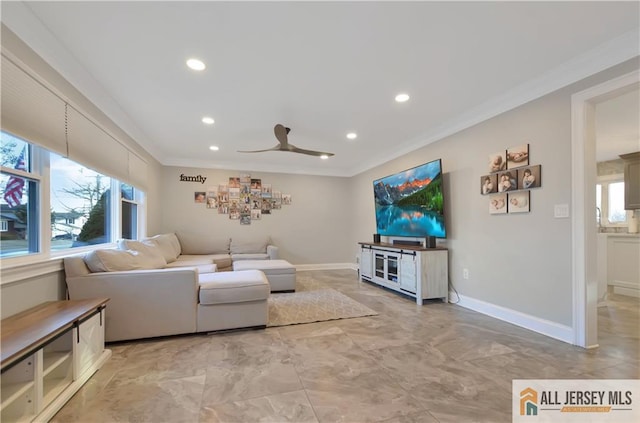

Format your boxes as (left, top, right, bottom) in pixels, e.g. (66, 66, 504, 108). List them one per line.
(238, 124, 335, 157)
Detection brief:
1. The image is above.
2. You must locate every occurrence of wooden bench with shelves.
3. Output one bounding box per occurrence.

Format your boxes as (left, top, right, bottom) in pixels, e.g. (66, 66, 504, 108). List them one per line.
(1, 298, 111, 422)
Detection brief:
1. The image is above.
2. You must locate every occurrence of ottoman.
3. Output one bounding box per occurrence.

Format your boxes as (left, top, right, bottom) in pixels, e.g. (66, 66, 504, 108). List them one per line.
(196, 269, 270, 333)
(233, 259, 296, 292)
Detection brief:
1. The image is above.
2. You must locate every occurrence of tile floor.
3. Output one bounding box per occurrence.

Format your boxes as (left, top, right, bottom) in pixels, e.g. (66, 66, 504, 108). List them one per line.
(52, 270, 639, 422)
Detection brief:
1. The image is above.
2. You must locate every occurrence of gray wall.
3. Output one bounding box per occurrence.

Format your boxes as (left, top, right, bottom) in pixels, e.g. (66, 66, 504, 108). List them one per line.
(159, 166, 353, 265)
(349, 58, 639, 327)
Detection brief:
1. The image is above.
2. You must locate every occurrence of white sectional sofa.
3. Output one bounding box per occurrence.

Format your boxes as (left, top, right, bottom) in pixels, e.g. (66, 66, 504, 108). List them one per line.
(63, 233, 279, 342)
(118, 232, 279, 272)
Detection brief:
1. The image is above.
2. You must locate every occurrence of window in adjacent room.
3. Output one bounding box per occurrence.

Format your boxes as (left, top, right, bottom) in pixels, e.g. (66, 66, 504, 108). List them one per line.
(596, 175, 627, 227)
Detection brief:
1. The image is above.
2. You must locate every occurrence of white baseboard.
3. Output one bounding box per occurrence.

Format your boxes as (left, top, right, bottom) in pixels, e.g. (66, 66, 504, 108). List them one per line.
(296, 263, 357, 271)
(450, 292, 574, 344)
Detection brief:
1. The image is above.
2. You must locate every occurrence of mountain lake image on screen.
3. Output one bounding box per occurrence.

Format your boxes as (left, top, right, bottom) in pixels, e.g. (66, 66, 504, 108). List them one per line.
(373, 159, 446, 238)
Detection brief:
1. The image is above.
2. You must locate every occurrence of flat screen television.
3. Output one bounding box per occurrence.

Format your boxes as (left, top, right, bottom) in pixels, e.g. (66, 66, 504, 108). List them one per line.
(373, 159, 446, 238)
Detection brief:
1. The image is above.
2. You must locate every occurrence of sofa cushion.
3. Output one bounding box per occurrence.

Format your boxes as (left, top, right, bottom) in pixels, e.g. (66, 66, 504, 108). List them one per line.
(231, 253, 270, 261)
(230, 237, 270, 254)
(84, 249, 165, 273)
(117, 239, 167, 266)
(198, 270, 270, 305)
(164, 261, 217, 274)
(147, 233, 181, 263)
(177, 232, 230, 255)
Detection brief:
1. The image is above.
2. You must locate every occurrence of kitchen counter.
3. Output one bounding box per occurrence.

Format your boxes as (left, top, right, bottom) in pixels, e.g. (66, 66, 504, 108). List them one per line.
(599, 232, 640, 238)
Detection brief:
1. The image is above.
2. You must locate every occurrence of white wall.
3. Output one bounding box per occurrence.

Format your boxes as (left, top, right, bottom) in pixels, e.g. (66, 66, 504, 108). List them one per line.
(350, 58, 639, 329)
(159, 166, 353, 266)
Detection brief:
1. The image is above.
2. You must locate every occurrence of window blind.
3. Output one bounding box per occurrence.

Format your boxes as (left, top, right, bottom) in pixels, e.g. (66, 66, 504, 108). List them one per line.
(1, 53, 148, 190)
(1, 55, 67, 156)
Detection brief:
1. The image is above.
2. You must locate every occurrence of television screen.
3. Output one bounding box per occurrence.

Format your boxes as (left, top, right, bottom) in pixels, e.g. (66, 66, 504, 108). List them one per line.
(373, 159, 446, 238)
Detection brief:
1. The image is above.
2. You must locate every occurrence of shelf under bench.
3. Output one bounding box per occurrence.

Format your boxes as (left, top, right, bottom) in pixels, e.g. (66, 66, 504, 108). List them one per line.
(1, 298, 110, 423)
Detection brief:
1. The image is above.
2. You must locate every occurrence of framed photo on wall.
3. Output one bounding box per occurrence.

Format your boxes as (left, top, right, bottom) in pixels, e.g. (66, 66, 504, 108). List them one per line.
(489, 193, 507, 215)
(480, 174, 497, 195)
(518, 165, 541, 189)
(488, 151, 507, 173)
(506, 143, 529, 169)
(508, 191, 530, 213)
(497, 170, 517, 193)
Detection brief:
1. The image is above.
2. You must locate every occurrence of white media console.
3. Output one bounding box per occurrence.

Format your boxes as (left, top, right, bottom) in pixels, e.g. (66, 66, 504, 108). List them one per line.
(358, 242, 448, 305)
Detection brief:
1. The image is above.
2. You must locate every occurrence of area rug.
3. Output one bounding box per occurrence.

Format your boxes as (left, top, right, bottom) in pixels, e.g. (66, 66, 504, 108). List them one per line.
(267, 289, 378, 327)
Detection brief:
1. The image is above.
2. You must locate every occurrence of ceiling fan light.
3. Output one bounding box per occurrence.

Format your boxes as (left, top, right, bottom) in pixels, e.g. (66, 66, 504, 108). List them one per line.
(186, 58, 206, 71)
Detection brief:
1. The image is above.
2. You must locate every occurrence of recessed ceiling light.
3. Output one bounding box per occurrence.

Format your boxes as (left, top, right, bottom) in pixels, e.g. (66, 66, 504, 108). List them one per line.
(209, 145, 219, 151)
(395, 93, 410, 103)
(320, 155, 329, 160)
(346, 132, 357, 140)
(186, 58, 206, 71)
(202, 117, 215, 125)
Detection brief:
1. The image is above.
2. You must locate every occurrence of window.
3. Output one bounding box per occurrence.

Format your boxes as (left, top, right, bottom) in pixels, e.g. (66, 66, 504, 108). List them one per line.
(121, 183, 142, 240)
(1, 221, 8, 232)
(596, 175, 627, 227)
(1, 131, 146, 259)
(50, 152, 112, 251)
(1, 134, 39, 257)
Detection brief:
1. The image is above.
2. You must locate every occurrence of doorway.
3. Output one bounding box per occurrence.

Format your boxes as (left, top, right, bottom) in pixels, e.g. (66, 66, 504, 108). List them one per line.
(571, 70, 639, 348)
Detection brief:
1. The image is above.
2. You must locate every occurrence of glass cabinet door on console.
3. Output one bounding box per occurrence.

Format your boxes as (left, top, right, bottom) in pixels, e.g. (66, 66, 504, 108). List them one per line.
(373, 251, 400, 286)
(386, 254, 399, 283)
(374, 253, 385, 279)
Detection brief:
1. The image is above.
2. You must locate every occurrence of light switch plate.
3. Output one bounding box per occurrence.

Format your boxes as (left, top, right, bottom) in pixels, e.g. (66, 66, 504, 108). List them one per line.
(554, 204, 570, 218)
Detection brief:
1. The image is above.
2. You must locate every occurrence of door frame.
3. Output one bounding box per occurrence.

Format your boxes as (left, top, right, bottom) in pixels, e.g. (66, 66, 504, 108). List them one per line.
(571, 70, 639, 348)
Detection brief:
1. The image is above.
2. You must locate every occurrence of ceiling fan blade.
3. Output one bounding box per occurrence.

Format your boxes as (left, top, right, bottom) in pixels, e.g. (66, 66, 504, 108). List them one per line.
(289, 145, 335, 157)
(238, 124, 334, 157)
(274, 124, 289, 147)
(237, 145, 282, 153)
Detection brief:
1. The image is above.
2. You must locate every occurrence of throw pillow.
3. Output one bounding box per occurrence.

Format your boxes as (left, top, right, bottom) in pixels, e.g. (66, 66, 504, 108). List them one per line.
(84, 249, 151, 273)
(147, 233, 181, 263)
(116, 239, 167, 269)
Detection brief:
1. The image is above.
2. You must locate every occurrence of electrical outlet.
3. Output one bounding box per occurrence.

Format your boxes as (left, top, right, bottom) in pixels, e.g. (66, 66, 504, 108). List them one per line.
(463, 268, 469, 280)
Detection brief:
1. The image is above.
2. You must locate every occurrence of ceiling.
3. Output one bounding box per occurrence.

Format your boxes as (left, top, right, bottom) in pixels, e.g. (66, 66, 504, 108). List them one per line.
(2, 1, 639, 176)
(595, 88, 640, 162)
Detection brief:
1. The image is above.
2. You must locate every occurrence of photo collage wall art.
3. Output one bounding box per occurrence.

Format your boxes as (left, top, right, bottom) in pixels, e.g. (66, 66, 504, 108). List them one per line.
(482, 143, 542, 215)
(194, 173, 290, 225)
